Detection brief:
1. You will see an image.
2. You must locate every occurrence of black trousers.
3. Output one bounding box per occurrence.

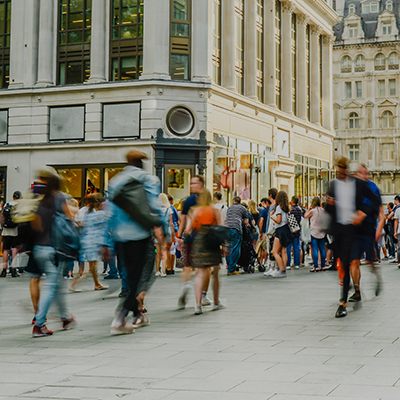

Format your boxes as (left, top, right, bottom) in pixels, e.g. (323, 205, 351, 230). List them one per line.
(121, 237, 154, 316)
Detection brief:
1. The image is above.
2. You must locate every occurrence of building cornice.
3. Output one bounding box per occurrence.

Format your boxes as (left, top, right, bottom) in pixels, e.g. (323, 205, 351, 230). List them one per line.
(333, 39, 400, 50)
(294, 0, 339, 26)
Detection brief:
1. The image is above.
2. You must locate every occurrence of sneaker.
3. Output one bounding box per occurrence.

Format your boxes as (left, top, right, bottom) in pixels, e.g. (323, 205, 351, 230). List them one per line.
(0, 269, 6, 278)
(388, 256, 395, 260)
(31, 316, 36, 325)
(272, 270, 287, 278)
(390, 259, 398, 264)
(62, 316, 76, 330)
(166, 270, 175, 275)
(118, 290, 129, 298)
(104, 274, 119, 280)
(132, 313, 150, 328)
(227, 271, 241, 276)
(110, 323, 135, 335)
(286, 266, 291, 270)
(177, 284, 190, 309)
(155, 271, 160, 277)
(335, 304, 347, 318)
(294, 265, 300, 269)
(201, 296, 212, 306)
(160, 273, 167, 277)
(194, 305, 203, 315)
(11, 269, 20, 278)
(32, 324, 53, 338)
(348, 292, 361, 302)
(212, 302, 226, 311)
(263, 268, 274, 276)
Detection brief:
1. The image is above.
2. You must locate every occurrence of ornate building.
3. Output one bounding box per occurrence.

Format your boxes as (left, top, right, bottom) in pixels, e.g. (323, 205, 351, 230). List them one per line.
(333, 0, 400, 202)
(0, 0, 336, 206)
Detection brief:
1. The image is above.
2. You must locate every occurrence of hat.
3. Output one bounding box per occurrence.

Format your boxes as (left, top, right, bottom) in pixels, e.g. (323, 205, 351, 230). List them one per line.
(395, 195, 400, 202)
(36, 166, 60, 180)
(126, 150, 148, 164)
(335, 156, 349, 169)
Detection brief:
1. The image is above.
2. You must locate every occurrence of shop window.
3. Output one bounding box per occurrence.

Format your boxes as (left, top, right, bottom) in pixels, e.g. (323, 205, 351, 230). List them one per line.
(103, 102, 140, 139)
(0, 0, 10, 89)
(58, 0, 92, 85)
(49, 106, 85, 141)
(58, 168, 83, 198)
(110, 0, 143, 81)
(0, 109, 7, 143)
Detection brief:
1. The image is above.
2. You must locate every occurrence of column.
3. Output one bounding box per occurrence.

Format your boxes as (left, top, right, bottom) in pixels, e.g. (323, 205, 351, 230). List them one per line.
(88, 0, 107, 83)
(244, 0, 257, 99)
(296, 14, 308, 119)
(36, 0, 55, 86)
(140, 0, 170, 80)
(321, 35, 334, 130)
(264, 0, 275, 106)
(221, 0, 235, 90)
(192, 0, 212, 82)
(9, 0, 25, 87)
(310, 26, 321, 125)
(281, 1, 293, 114)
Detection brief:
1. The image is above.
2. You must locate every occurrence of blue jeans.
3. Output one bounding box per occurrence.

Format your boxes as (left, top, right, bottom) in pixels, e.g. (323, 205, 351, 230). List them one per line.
(227, 229, 242, 273)
(34, 246, 69, 327)
(115, 242, 128, 292)
(311, 236, 326, 268)
(286, 236, 300, 267)
(105, 255, 118, 277)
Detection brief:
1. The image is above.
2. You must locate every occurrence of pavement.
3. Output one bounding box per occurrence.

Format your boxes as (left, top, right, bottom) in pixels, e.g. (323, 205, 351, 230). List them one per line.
(1, 259, 400, 400)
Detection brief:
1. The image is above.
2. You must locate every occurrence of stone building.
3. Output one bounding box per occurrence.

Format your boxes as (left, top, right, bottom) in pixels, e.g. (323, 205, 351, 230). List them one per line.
(333, 0, 400, 202)
(0, 0, 336, 206)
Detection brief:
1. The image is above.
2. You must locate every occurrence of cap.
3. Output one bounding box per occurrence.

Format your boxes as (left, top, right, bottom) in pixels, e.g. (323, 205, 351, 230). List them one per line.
(395, 195, 400, 202)
(126, 150, 148, 164)
(13, 191, 21, 199)
(36, 166, 60, 181)
(335, 156, 349, 169)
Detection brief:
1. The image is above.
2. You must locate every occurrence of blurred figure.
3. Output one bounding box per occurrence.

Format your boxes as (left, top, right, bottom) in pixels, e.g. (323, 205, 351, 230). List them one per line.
(167, 194, 179, 275)
(385, 202, 396, 259)
(213, 192, 227, 225)
(286, 196, 302, 270)
(248, 200, 260, 248)
(258, 197, 270, 267)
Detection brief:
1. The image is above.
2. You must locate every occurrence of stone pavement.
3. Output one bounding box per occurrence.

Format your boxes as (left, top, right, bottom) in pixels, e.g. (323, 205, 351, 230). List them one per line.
(1, 260, 400, 400)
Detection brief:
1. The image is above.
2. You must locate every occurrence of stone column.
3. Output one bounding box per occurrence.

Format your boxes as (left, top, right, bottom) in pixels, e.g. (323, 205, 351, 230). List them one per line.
(281, 1, 293, 114)
(221, 0, 235, 90)
(244, 0, 257, 99)
(296, 14, 308, 119)
(321, 35, 334, 130)
(140, 0, 170, 80)
(264, 0, 275, 106)
(310, 26, 321, 125)
(36, 0, 55, 86)
(9, 0, 25, 87)
(88, 0, 107, 83)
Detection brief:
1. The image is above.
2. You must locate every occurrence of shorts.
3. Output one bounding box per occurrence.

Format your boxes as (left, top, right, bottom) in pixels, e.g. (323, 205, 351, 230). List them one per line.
(24, 253, 42, 278)
(351, 234, 375, 262)
(258, 239, 267, 251)
(2, 235, 19, 250)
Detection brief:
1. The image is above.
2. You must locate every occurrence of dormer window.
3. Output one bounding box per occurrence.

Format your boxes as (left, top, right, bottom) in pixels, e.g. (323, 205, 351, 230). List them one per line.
(362, 2, 379, 13)
(383, 21, 392, 35)
(349, 24, 358, 37)
(349, 3, 356, 13)
(386, 1, 393, 11)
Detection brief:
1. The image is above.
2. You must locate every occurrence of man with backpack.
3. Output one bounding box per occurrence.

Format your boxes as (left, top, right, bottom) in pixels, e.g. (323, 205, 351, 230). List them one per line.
(0, 191, 22, 278)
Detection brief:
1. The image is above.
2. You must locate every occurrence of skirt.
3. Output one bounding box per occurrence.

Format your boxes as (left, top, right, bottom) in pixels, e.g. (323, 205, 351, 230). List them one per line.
(192, 226, 222, 268)
(275, 225, 292, 248)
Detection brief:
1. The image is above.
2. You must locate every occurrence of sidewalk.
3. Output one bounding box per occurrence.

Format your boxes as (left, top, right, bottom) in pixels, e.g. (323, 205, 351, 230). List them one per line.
(1, 260, 400, 400)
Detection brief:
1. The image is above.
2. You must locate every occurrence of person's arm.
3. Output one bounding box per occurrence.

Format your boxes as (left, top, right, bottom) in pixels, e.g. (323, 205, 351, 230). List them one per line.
(395, 217, 399, 239)
(271, 214, 282, 224)
(178, 214, 186, 238)
(376, 205, 385, 242)
(304, 208, 313, 219)
(169, 213, 175, 241)
(388, 211, 394, 220)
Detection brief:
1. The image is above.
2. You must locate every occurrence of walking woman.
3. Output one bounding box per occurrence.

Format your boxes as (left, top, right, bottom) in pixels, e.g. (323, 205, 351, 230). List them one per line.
(304, 196, 326, 272)
(187, 189, 224, 315)
(270, 190, 292, 278)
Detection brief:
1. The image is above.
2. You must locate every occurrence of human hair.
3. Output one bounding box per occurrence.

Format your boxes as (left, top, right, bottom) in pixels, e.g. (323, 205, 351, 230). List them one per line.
(260, 197, 268, 204)
(193, 175, 205, 187)
(87, 193, 102, 213)
(266, 199, 272, 206)
(158, 193, 170, 208)
(275, 191, 289, 213)
(167, 194, 173, 202)
(233, 196, 241, 204)
(214, 191, 222, 201)
(13, 191, 21, 200)
(311, 196, 321, 208)
(197, 188, 213, 207)
(388, 202, 394, 210)
(241, 201, 248, 209)
(291, 196, 299, 205)
(268, 188, 278, 200)
(248, 200, 258, 214)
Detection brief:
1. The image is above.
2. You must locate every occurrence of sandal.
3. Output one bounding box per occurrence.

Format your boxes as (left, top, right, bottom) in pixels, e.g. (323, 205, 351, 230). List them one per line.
(310, 268, 316, 272)
(315, 267, 322, 272)
(94, 285, 109, 291)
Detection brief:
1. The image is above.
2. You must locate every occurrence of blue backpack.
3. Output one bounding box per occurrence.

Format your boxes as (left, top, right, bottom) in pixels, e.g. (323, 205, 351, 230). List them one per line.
(51, 212, 80, 260)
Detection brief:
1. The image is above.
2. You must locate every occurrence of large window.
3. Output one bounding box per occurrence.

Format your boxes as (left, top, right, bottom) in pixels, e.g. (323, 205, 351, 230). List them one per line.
(362, 2, 379, 13)
(211, 0, 221, 84)
(382, 22, 392, 35)
(256, 0, 263, 102)
(170, 0, 191, 80)
(58, 0, 91, 85)
(341, 55, 352, 72)
(345, 81, 352, 98)
(349, 144, 359, 161)
(356, 81, 362, 98)
(349, 24, 358, 38)
(275, 0, 281, 109)
(378, 79, 385, 97)
(348, 112, 359, 129)
(388, 52, 399, 69)
(49, 106, 85, 141)
(382, 143, 394, 160)
(389, 79, 396, 96)
(382, 110, 394, 128)
(355, 54, 365, 72)
(375, 53, 386, 70)
(0, 0, 10, 89)
(234, 0, 244, 94)
(110, 0, 144, 81)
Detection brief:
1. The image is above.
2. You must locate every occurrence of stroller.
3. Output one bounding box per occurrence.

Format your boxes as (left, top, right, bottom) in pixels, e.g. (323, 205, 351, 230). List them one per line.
(237, 225, 265, 273)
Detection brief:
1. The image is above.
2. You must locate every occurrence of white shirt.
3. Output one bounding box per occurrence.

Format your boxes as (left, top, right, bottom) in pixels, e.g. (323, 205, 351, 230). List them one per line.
(275, 205, 288, 228)
(214, 202, 227, 225)
(394, 207, 400, 233)
(334, 177, 357, 225)
(76, 206, 89, 224)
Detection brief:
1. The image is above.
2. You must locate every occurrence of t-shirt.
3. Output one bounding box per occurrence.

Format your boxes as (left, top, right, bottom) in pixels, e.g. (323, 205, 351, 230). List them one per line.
(170, 205, 179, 232)
(359, 180, 382, 236)
(274, 205, 288, 229)
(259, 207, 269, 233)
(182, 194, 197, 216)
(214, 202, 228, 225)
(309, 207, 325, 239)
(225, 203, 248, 233)
(394, 207, 400, 233)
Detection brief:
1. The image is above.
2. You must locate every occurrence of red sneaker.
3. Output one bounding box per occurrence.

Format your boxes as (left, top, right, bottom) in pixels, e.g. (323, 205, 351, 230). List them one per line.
(32, 324, 53, 338)
(62, 316, 76, 330)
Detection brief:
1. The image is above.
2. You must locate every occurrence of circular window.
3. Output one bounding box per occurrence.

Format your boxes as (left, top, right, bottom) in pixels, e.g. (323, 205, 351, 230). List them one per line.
(166, 107, 195, 136)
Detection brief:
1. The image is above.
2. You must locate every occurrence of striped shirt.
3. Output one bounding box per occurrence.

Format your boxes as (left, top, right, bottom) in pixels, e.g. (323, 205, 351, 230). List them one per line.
(225, 203, 248, 233)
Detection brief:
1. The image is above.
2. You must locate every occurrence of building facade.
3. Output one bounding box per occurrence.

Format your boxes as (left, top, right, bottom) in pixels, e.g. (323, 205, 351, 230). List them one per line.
(0, 0, 336, 206)
(333, 0, 400, 202)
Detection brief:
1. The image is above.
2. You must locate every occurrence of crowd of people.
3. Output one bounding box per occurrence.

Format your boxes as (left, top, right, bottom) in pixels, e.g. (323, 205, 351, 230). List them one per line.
(0, 151, 395, 337)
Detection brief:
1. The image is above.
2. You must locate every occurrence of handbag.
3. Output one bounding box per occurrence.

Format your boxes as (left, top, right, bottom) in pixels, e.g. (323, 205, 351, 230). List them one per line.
(287, 212, 300, 233)
(112, 178, 162, 230)
(207, 225, 230, 245)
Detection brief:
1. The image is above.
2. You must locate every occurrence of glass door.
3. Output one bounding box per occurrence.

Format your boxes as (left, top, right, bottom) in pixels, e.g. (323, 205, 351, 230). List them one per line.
(165, 165, 194, 208)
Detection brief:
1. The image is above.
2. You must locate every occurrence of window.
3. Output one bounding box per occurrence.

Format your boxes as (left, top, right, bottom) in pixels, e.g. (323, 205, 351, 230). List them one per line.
(388, 52, 399, 69)
(381, 177, 393, 194)
(382, 22, 392, 35)
(49, 106, 85, 141)
(275, 0, 281, 109)
(382, 110, 394, 128)
(103, 103, 140, 138)
(355, 54, 365, 71)
(375, 53, 386, 70)
(0, 1, 10, 88)
(389, 79, 396, 96)
(378, 79, 385, 97)
(341, 55, 352, 72)
(382, 143, 394, 160)
(234, 0, 244, 94)
(349, 24, 358, 38)
(356, 81, 362, 98)
(362, 2, 378, 13)
(349, 144, 360, 161)
(110, 0, 144, 81)
(170, 0, 191, 80)
(58, 0, 92, 85)
(348, 112, 359, 129)
(345, 81, 352, 98)
(387, 1, 393, 11)
(291, 13, 296, 114)
(0, 109, 7, 142)
(211, 0, 221, 85)
(349, 3, 355, 13)
(256, 0, 264, 102)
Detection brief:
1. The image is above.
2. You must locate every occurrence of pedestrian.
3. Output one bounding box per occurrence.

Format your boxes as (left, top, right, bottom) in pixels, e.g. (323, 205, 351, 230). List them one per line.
(167, 194, 179, 275)
(258, 197, 270, 267)
(388, 195, 400, 263)
(286, 196, 302, 270)
(248, 200, 260, 248)
(213, 192, 227, 225)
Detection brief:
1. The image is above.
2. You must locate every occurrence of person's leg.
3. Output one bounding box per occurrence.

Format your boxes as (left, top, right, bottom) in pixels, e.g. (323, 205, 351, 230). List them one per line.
(281, 246, 288, 271)
(227, 230, 242, 273)
(293, 236, 300, 267)
(115, 242, 128, 293)
(194, 267, 206, 306)
(318, 238, 326, 269)
(107, 254, 119, 277)
(79, 262, 84, 277)
(202, 267, 211, 293)
(89, 261, 100, 288)
(161, 245, 167, 275)
(212, 265, 220, 305)
(10, 247, 18, 269)
(311, 236, 319, 270)
(53, 259, 70, 320)
(272, 238, 284, 270)
(2, 248, 9, 271)
(286, 241, 292, 267)
(339, 226, 355, 306)
(30, 277, 40, 315)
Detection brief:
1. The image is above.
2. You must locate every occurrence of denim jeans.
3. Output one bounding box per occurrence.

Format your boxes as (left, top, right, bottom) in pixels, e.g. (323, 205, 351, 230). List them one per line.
(115, 242, 128, 292)
(105, 255, 118, 277)
(286, 236, 300, 267)
(227, 229, 242, 273)
(311, 236, 326, 268)
(34, 246, 69, 327)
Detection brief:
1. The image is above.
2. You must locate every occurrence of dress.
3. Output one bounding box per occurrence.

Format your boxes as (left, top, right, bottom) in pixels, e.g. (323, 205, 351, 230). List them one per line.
(79, 210, 107, 262)
(191, 206, 222, 268)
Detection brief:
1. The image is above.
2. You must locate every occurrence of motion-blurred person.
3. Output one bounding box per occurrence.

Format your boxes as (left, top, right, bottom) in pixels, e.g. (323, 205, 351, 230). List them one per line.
(385, 202, 396, 259)
(213, 192, 227, 225)
(258, 197, 270, 267)
(167, 194, 179, 275)
(388, 195, 400, 263)
(31, 167, 75, 337)
(286, 196, 302, 270)
(248, 200, 260, 248)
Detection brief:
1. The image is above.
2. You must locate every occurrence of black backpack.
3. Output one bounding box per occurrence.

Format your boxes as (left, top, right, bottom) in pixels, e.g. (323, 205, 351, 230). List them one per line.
(1, 203, 17, 229)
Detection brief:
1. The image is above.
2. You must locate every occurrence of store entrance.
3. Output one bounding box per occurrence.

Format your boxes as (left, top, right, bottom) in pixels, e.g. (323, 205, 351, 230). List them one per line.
(165, 165, 194, 207)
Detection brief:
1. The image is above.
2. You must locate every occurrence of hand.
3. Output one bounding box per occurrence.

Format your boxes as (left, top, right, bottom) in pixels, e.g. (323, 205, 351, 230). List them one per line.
(395, 232, 398, 239)
(326, 198, 335, 206)
(352, 211, 366, 226)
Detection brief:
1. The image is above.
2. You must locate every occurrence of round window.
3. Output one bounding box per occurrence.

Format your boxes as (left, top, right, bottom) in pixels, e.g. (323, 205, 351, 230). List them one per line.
(166, 107, 195, 136)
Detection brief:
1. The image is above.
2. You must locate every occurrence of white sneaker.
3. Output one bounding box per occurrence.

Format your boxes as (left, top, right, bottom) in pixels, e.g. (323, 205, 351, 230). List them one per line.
(201, 296, 212, 306)
(263, 268, 274, 276)
(194, 305, 203, 315)
(160, 273, 167, 277)
(272, 270, 287, 278)
(177, 284, 190, 309)
(294, 265, 300, 269)
(132, 313, 150, 328)
(155, 271, 160, 277)
(286, 266, 291, 270)
(212, 302, 226, 311)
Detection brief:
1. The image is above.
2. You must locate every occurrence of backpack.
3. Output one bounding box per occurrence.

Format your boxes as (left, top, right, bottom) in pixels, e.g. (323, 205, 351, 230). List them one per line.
(51, 212, 80, 260)
(1, 203, 17, 229)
